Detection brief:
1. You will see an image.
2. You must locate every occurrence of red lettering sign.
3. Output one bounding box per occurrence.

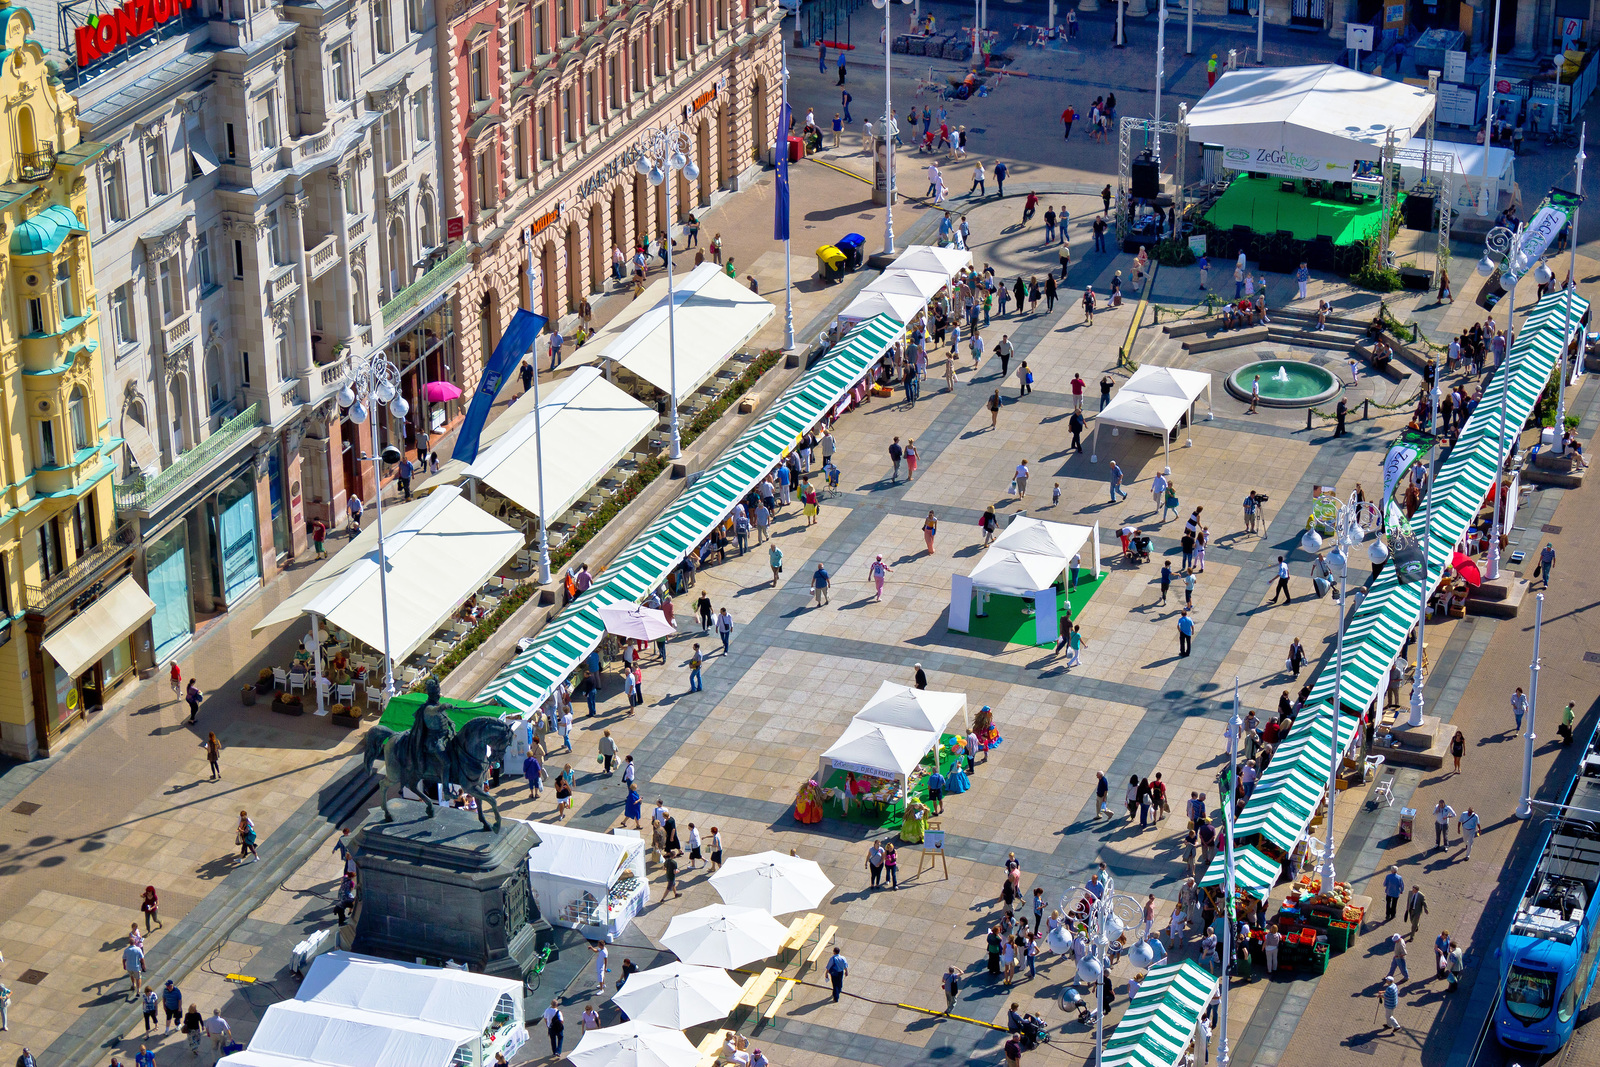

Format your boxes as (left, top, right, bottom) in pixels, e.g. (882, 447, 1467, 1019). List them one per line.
(74, 0, 193, 67)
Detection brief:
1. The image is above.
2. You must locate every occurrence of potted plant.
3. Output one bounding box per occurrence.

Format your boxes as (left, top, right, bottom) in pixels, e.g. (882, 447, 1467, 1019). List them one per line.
(272, 692, 304, 716)
(256, 668, 275, 695)
(240, 685, 257, 707)
(331, 702, 364, 729)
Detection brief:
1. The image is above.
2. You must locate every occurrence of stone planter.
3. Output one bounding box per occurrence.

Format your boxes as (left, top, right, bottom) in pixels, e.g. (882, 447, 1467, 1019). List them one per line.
(272, 697, 305, 716)
(331, 709, 364, 730)
(240, 687, 257, 707)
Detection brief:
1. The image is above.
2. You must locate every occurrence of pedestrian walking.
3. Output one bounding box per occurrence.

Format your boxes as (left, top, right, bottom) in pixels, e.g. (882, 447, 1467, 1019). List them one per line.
(825, 947, 849, 1002)
(942, 967, 960, 1013)
(185, 679, 202, 724)
(905, 439, 919, 478)
(544, 1000, 566, 1055)
(1177, 610, 1194, 657)
(1082, 286, 1096, 324)
(1109, 460, 1128, 502)
(181, 1004, 203, 1055)
(204, 1010, 231, 1057)
(203, 732, 222, 780)
(922, 511, 938, 554)
(811, 564, 831, 607)
(970, 160, 986, 196)
(1094, 771, 1111, 816)
(141, 885, 161, 932)
(1269, 557, 1291, 603)
(160, 979, 181, 1034)
(889, 435, 904, 479)
(1510, 686, 1528, 732)
(1014, 460, 1030, 499)
(1379, 976, 1401, 1029)
(1287, 637, 1305, 678)
(868, 555, 893, 601)
(1459, 807, 1480, 859)
(236, 810, 258, 862)
(1536, 542, 1555, 587)
(1384, 866, 1404, 921)
(1387, 933, 1409, 980)
(1405, 886, 1428, 939)
(1432, 799, 1456, 849)
(1069, 410, 1085, 452)
(715, 608, 733, 654)
(1159, 561, 1173, 605)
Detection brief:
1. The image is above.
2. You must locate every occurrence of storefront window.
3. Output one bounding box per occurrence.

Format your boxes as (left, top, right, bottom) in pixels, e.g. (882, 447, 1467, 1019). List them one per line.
(217, 474, 262, 602)
(100, 639, 131, 687)
(148, 522, 194, 663)
(268, 450, 289, 560)
(53, 663, 76, 727)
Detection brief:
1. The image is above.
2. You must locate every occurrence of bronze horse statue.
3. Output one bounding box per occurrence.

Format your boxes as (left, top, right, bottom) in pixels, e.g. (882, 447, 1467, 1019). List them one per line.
(362, 715, 515, 833)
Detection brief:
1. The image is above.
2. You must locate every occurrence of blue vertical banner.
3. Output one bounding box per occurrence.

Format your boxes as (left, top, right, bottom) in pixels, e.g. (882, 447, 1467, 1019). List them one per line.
(452, 308, 548, 464)
(774, 102, 792, 241)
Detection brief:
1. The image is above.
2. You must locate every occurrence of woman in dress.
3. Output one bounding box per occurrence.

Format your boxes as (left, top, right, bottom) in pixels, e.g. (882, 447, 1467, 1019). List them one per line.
(945, 747, 972, 794)
(900, 797, 929, 844)
(624, 787, 643, 829)
(904, 439, 918, 479)
(922, 511, 938, 555)
(803, 482, 819, 526)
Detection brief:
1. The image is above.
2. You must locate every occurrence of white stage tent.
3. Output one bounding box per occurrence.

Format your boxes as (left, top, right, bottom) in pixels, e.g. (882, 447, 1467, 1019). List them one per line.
(863, 267, 948, 301)
(838, 289, 927, 324)
(1122, 365, 1213, 411)
(968, 548, 1067, 595)
(993, 515, 1098, 566)
(593, 262, 774, 404)
(251, 487, 523, 663)
(1186, 65, 1436, 172)
(1091, 391, 1194, 465)
(819, 719, 941, 790)
(889, 243, 971, 278)
(854, 681, 965, 734)
(1401, 137, 1516, 215)
(220, 951, 526, 1067)
(462, 366, 656, 522)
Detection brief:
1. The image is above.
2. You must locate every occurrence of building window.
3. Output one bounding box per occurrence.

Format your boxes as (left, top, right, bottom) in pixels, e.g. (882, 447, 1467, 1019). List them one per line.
(71, 492, 97, 555)
(419, 194, 436, 248)
(101, 160, 127, 223)
(207, 344, 227, 409)
(276, 331, 293, 380)
(343, 170, 359, 214)
(26, 297, 43, 334)
(632, 39, 643, 92)
(241, 348, 251, 384)
(538, 105, 550, 160)
(68, 389, 90, 453)
(56, 261, 74, 321)
(147, 136, 168, 197)
(609, 53, 621, 108)
(197, 230, 214, 290)
(562, 88, 573, 142)
(510, 20, 524, 72)
(587, 69, 598, 125)
(695, 0, 705, 45)
(0, 553, 11, 617)
(38, 520, 61, 579)
(352, 270, 368, 324)
(225, 122, 237, 160)
(471, 48, 488, 102)
(387, 220, 406, 293)
(383, 109, 403, 169)
(111, 282, 137, 343)
(232, 238, 245, 279)
(159, 258, 180, 320)
(652, 25, 663, 78)
(267, 209, 283, 265)
(412, 89, 431, 142)
(36, 420, 57, 469)
(514, 120, 528, 179)
(169, 378, 187, 453)
(475, 151, 495, 211)
(407, 0, 426, 35)
(534, 3, 547, 53)
(331, 46, 352, 102)
(374, 0, 393, 53)
(256, 92, 279, 150)
(559, 0, 570, 37)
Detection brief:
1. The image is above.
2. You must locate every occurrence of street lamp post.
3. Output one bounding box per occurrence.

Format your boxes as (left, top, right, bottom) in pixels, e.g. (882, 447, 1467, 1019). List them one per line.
(1555, 127, 1585, 454)
(338, 354, 410, 703)
(1407, 387, 1441, 729)
(635, 124, 700, 461)
(1219, 679, 1242, 1067)
(1477, 223, 1526, 582)
(1517, 592, 1545, 818)
(1477, 0, 1503, 216)
(523, 231, 552, 584)
(874, 0, 911, 255)
(1064, 873, 1143, 1066)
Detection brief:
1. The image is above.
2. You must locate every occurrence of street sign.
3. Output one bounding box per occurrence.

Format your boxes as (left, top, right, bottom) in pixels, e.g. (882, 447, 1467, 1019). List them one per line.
(1345, 24, 1373, 50)
(1443, 49, 1467, 84)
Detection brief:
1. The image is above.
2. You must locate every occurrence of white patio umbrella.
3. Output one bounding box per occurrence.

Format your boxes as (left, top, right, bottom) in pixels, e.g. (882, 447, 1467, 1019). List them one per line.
(709, 851, 835, 915)
(660, 904, 790, 968)
(595, 603, 676, 641)
(567, 1021, 700, 1067)
(611, 963, 744, 1028)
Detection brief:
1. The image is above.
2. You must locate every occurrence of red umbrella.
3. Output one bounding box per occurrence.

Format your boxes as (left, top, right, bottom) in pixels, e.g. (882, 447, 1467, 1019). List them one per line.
(424, 381, 463, 403)
(1451, 550, 1482, 587)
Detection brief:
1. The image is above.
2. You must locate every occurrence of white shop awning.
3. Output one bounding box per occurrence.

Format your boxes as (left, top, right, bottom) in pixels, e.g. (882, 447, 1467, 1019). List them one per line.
(41, 575, 156, 678)
(969, 548, 1065, 596)
(838, 290, 926, 324)
(255, 488, 523, 661)
(854, 680, 965, 734)
(465, 366, 656, 522)
(594, 262, 774, 404)
(1187, 64, 1435, 167)
(863, 268, 948, 301)
(890, 243, 972, 278)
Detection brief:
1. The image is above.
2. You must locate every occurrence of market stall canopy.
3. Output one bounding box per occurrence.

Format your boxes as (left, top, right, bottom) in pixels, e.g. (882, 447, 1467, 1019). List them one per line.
(41, 575, 156, 679)
(992, 515, 1094, 562)
(525, 820, 636, 884)
(821, 718, 941, 780)
(660, 904, 790, 969)
(1197, 845, 1283, 900)
(853, 680, 966, 734)
(1100, 960, 1220, 1067)
(593, 262, 774, 403)
(709, 850, 835, 915)
(293, 952, 521, 1032)
(255, 487, 524, 663)
(890, 243, 972, 277)
(838, 289, 928, 324)
(596, 603, 676, 641)
(463, 366, 656, 522)
(1122, 365, 1213, 405)
(1186, 64, 1435, 168)
(1096, 390, 1193, 433)
(863, 267, 948, 301)
(968, 548, 1065, 596)
(567, 1021, 701, 1067)
(610, 963, 744, 1029)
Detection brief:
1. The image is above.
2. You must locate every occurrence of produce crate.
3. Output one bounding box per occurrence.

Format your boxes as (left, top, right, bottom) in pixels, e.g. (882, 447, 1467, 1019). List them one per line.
(1309, 946, 1329, 975)
(1327, 921, 1357, 953)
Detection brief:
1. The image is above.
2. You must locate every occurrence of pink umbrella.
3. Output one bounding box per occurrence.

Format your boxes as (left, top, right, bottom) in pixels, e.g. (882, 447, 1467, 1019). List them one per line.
(425, 381, 463, 403)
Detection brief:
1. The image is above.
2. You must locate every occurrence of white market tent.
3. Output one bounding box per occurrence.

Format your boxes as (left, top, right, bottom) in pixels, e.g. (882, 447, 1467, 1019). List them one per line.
(219, 951, 526, 1067)
(1091, 391, 1195, 466)
(968, 548, 1066, 596)
(252, 487, 523, 664)
(890, 243, 972, 278)
(1186, 64, 1436, 166)
(993, 515, 1098, 566)
(863, 267, 948, 301)
(1401, 137, 1517, 215)
(838, 289, 927, 324)
(594, 262, 774, 404)
(525, 820, 649, 939)
(818, 718, 941, 793)
(854, 680, 965, 734)
(463, 366, 656, 522)
(1123, 365, 1214, 411)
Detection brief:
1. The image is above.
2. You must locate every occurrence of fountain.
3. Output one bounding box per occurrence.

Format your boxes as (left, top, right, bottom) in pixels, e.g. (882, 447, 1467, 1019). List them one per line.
(1273, 366, 1290, 383)
(1225, 358, 1342, 408)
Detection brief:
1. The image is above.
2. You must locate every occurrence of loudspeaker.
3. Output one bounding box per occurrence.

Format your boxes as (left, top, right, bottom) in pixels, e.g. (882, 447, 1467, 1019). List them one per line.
(1403, 195, 1436, 231)
(1131, 160, 1160, 200)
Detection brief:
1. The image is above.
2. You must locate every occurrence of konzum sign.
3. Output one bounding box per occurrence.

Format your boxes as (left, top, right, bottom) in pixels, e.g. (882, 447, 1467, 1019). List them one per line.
(75, 0, 195, 67)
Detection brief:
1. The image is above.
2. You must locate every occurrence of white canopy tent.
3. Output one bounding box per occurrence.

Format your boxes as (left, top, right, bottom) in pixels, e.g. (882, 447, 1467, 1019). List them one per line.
(1122, 365, 1214, 412)
(838, 289, 927, 324)
(251, 487, 523, 665)
(220, 951, 526, 1067)
(593, 262, 774, 404)
(1401, 137, 1516, 215)
(818, 718, 941, 797)
(524, 820, 649, 940)
(863, 268, 948, 301)
(1091, 391, 1196, 466)
(854, 680, 965, 734)
(993, 515, 1098, 566)
(967, 549, 1066, 596)
(463, 366, 655, 523)
(1186, 65, 1436, 171)
(890, 243, 972, 278)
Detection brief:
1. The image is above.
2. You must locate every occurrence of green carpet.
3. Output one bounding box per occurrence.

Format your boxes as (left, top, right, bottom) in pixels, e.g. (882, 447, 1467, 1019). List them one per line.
(1204, 175, 1404, 246)
(960, 573, 1107, 648)
(380, 693, 504, 732)
(821, 735, 965, 830)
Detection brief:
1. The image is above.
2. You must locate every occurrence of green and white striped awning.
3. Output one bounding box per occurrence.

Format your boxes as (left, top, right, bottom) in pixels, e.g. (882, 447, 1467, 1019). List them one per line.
(1101, 961, 1220, 1067)
(1231, 706, 1359, 853)
(1198, 844, 1282, 900)
(477, 314, 905, 713)
(1305, 291, 1587, 718)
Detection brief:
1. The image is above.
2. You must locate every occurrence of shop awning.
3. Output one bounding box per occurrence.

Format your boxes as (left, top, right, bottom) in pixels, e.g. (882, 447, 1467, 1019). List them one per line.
(1231, 707, 1360, 853)
(821, 719, 940, 780)
(593, 263, 775, 404)
(478, 315, 904, 714)
(41, 575, 156, 679)
(464, 366, 656, 522)
(1101, 961, 1219, 1067)
(854, 681, 965, 734)
(263, 487, 522, 663)
(1197, 845, 1282, 899)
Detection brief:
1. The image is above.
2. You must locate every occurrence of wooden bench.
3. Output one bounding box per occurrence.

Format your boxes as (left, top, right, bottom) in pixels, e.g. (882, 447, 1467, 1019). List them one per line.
(781, 913, 824, 953)
(763, 977, 796, 1020)
(737, 967, 781, 1009)
(694, 1032, 725, 1067)
(806, 926, 838, 966)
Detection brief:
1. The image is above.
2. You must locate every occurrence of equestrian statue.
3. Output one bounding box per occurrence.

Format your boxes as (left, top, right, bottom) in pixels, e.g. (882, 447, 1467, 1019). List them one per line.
(362, 678, 514, 833)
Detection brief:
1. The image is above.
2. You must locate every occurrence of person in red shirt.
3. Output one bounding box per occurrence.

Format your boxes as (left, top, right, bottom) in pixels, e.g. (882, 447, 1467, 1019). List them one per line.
(169, 661, 182, 701)
(1061, 106, 1076, 140)
(1022, 191, 1040, 225)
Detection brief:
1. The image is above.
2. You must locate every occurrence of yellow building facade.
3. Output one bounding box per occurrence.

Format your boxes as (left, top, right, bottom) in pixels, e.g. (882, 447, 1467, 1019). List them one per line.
(0, 0, 137, 760)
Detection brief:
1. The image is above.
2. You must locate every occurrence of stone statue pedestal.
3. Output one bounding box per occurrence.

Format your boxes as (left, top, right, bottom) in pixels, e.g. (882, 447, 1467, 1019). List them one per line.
(350, 800, 545, 985)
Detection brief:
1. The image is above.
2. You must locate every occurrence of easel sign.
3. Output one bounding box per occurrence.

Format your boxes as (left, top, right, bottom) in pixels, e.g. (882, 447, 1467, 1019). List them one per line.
(917, 825, 949, 880)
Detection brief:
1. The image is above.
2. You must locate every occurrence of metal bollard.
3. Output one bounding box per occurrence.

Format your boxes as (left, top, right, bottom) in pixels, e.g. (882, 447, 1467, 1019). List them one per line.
(1306, 409, 1313, 431)
(1363, 399, 1370, 420)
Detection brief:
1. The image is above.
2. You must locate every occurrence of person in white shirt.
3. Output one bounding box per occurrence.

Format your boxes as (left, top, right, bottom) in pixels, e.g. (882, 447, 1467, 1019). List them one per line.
(203, 1011, 231, 1056)
(686, 824, 704, 868)
(581, 1005, 601, 1030)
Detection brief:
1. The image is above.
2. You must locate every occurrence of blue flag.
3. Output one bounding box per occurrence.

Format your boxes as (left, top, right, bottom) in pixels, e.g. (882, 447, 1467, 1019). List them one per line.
(774, 102, 791, 241)
(451, 308, 547, 465)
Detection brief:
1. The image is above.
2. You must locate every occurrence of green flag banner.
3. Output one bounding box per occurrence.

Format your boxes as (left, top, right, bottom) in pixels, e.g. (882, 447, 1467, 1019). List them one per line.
(1380, 428, 1435, 512)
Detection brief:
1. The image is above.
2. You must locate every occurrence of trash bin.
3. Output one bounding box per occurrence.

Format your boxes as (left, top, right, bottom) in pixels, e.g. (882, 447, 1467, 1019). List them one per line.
(787, 135, 805, 163)
(816, 245, 846, 283)
(835, 232, 866, 271)
(1398, 807, 1416, 843)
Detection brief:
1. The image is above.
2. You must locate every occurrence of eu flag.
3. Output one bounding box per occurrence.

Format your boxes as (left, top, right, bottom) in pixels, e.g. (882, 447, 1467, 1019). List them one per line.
(774, 102, 792, 241)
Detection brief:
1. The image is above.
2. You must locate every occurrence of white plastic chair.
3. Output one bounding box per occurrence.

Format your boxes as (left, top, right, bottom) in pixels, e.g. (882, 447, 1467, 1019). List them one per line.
(1372, 776, 1395, 807)
(288, 669, 307, 695)
(272, 667, 288, 690)
(337, 683, 357, 706)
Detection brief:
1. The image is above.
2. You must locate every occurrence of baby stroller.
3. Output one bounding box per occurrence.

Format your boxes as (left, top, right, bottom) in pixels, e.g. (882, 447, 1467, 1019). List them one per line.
(820, 460, 842, 498)
(1019, 1013, 1050, 1050)
(1132, 533, 1152, 563)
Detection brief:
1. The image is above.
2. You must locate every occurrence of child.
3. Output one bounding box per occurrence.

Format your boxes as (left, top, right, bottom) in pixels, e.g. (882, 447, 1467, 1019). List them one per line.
(1052, 483, 1061, 508)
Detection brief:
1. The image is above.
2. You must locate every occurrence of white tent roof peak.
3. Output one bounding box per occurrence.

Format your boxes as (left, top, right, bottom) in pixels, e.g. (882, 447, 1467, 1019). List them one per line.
(1122, 365, 1212, 403)
(993, 515, 1094, 561)
(1186, 64, 1435, 161)
(863, 268, 947, 301)
(890, 244, 972, 277)
(855, 680, 966, 734)
(838, 289, 928, 324)
(1096, 391, 1193, 433)
(821, 719, 941, 780)
(968, 548, 1065, 596)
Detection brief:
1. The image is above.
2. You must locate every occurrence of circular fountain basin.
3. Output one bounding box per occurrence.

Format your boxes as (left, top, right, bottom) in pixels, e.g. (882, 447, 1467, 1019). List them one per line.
(1226, 359, 1342, 408)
